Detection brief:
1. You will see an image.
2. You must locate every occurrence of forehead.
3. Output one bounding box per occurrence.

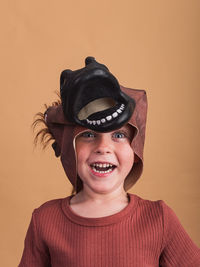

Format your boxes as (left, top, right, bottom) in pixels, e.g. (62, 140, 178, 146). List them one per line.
(118, 124, 132, 132)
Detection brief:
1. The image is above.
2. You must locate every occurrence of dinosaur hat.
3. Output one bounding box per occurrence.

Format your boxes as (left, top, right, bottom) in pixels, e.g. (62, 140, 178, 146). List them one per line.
(45, 57, 147, 192)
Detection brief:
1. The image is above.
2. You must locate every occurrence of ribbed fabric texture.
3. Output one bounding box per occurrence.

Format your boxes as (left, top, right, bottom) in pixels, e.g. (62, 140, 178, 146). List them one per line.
(19, 194, 200, 267)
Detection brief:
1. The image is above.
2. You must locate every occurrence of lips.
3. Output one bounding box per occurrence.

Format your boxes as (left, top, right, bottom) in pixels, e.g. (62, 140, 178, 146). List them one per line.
(90, 162, 116, 175)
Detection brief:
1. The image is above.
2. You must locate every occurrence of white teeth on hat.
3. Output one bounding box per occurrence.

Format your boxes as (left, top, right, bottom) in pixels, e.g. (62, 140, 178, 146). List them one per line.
(106, 115, 112, 121)
(86, 104, 125, 126)
(112, 112, 118, 118)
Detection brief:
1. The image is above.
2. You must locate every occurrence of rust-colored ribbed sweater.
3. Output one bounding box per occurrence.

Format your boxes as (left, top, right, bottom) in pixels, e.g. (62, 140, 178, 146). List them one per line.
(19, 194, 200, 266)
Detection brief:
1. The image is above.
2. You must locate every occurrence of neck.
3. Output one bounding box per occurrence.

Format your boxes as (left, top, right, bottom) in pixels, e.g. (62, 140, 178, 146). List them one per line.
(72, 186, 129, 205)
(70, 187, 130, 218)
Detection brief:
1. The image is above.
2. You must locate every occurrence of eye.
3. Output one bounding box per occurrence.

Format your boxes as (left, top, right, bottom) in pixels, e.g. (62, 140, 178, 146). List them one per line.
(80, 131, 96, 138)
(112, 132, 126, 139)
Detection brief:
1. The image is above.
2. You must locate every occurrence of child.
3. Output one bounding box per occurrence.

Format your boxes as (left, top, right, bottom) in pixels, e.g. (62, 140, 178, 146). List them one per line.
(19, 57, 200, 266)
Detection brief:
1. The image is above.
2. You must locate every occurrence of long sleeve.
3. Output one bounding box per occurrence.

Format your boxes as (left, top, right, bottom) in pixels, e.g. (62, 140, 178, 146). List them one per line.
(159, 201, 200, 267)
(18, 210, 51, 267)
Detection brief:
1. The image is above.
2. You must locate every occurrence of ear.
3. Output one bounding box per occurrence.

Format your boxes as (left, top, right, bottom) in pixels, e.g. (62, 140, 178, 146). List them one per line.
(85, 56, 95, 65)
(60, 69, 72, 89)
(52, 141, 61, 157)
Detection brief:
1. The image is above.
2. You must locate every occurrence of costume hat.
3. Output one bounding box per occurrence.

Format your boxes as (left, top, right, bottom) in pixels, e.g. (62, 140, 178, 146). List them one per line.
(60, 57, 136, 132)
(45, 57, 147, 191)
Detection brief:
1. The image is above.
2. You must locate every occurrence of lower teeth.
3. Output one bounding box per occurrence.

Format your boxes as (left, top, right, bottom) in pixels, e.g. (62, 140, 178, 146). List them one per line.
(92, 168, 113, 173)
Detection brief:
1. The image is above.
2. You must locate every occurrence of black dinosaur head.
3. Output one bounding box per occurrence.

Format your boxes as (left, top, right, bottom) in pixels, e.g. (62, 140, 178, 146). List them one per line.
(60, 57, 136, 132)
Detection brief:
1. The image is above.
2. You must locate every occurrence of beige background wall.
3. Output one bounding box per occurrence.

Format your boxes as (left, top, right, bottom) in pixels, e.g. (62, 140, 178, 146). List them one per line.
(1, 0, 199, 265)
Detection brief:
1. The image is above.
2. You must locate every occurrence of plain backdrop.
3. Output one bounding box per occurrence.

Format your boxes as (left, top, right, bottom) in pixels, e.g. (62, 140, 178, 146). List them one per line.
(1, 0, 200, 266)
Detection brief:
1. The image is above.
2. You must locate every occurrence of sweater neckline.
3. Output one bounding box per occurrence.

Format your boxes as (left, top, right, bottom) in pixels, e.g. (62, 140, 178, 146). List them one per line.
(61, 193, 138, 226)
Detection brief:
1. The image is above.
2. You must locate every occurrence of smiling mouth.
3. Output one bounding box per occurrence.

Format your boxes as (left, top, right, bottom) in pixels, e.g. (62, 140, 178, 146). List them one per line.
(78, 98, 125, 126)
(90, 162, 116, 174)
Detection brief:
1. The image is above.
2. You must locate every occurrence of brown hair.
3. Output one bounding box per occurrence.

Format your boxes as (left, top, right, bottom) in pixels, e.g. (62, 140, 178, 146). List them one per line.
(32, 97, 61, 149)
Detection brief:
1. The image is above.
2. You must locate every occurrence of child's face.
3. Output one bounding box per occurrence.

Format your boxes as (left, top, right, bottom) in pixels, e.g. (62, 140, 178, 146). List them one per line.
(75, 124, 134, 194)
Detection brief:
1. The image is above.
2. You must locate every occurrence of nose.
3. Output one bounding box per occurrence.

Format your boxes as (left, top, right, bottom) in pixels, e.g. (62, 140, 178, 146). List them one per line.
(94, 134, 112, 154)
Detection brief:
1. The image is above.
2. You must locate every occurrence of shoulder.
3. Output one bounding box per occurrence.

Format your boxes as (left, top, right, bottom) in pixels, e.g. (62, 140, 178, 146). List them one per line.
(32, 196, 71, 225)
(131, 194, 174, 231)
(133, 194, 167, 217)
(135, 196, 187, 237)
(36, 197, 64, 210)
(34, 198, 63, 212)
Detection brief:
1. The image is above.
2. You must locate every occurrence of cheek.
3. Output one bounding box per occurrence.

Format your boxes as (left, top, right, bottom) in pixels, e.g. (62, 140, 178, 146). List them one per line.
(76, 148, 85, 167)
(75, 140, 85, 160)
(75, 142, 84, 172)
(75, 151, 86, 180)
(75, 142, 91, 172)
(119, 145, 134, 168)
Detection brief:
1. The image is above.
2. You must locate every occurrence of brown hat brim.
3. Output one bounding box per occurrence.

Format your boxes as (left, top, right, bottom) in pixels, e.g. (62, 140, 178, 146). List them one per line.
(45, 86, 147, 192)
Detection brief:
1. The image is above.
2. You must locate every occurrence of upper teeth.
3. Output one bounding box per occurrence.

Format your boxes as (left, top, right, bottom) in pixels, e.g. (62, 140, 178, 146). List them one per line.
(91, 163, 115, 174)
(86, 104, 125, 126)
(92, 163, 113, 168)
